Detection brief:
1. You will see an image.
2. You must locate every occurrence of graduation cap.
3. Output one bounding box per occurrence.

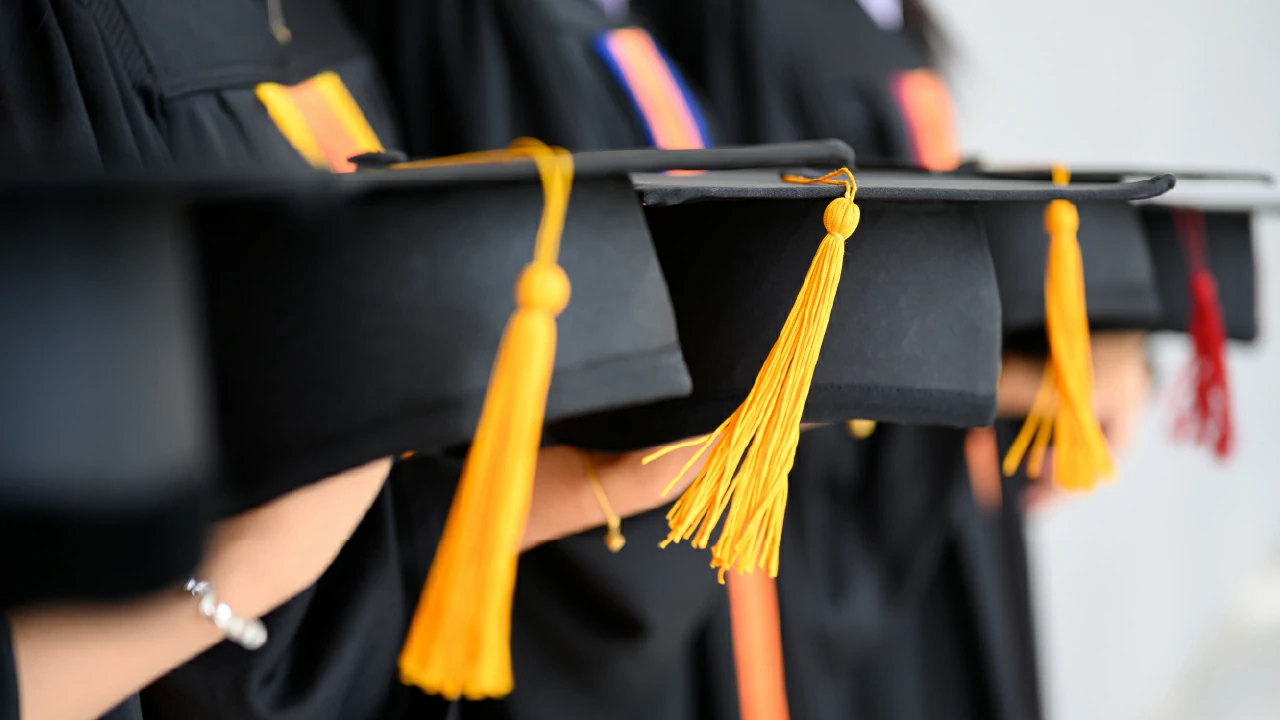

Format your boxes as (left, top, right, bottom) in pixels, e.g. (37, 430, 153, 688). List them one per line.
(196, 143, 698, 517)
(0, 183, 213, 607)
(983, 196, 1163, 340)
(982, 164, 1273, 461)
(976, 163, 1268, 340)
(552, 157, 1171, 578)
(1139, 174, 1276, 459)
(909, 163, 1174, 489)
(378, 139, 867, 699)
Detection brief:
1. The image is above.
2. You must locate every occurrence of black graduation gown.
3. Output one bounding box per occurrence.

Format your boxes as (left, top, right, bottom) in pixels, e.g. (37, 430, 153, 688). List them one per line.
(338, 2, 739, 719)
(340, 0, 659, 158)
(640, 2, 1042, 719)
(0, 2, 456, 719)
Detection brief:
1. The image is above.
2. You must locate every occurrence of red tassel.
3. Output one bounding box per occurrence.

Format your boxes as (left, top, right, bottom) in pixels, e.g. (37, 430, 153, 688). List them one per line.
(1171, 209, 1234, 460)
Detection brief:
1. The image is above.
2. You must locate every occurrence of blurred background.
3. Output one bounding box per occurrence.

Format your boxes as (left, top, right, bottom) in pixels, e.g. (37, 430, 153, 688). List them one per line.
(932, 1, 1280, 718)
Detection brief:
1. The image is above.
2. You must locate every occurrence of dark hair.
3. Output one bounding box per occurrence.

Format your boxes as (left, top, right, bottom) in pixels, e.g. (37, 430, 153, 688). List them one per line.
(902, 0, 952, 67)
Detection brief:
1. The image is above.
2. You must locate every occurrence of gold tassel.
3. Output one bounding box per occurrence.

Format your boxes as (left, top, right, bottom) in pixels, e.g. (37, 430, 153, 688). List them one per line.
(397, 139, 574, 699)
(1002, 165, 1115, 491)
(645, 169, 859, 582)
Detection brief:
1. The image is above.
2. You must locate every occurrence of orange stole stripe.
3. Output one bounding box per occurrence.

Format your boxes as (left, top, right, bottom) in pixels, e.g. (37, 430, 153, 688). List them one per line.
(892, 69, 962, 172)
(728, 573, 791, 720)
(258, 72, 383, 174)
(600, 28, 706, 151)
(285, 81, 367, 173)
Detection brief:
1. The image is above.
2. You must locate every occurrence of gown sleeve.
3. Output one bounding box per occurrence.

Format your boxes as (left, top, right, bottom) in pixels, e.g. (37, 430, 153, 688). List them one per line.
(0, 0, 169, 170)
(1, 613, 16, 720)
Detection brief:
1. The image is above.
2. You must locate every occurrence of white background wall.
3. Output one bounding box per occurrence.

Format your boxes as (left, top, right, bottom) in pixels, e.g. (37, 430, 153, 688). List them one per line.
(928, 2, 1280, 719)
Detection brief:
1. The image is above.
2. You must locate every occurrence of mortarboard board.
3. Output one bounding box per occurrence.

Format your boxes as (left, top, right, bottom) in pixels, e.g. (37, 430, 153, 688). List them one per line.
(0, 184, 213, 607)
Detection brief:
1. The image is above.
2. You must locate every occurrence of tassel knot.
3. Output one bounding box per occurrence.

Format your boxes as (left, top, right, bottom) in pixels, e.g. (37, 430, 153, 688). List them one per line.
(516, 262, 571, 312)
(1045, 199, 1078, 236)
(823, 196, 860, 240)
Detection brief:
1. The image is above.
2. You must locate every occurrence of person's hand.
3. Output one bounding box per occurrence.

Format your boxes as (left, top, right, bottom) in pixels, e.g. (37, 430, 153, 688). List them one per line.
(980, 332, 1152, 512)
(522, 440, 714, 550)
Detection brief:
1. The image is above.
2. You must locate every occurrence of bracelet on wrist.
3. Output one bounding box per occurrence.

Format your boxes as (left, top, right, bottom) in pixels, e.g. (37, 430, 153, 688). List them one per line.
(183, 578, 268, 650)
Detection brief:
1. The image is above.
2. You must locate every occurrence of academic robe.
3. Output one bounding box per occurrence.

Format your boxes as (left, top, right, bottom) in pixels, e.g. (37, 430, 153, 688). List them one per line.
(640, 1, 1045, 719)
(338, 2, 744, 719)
(0, 1, 443, 719)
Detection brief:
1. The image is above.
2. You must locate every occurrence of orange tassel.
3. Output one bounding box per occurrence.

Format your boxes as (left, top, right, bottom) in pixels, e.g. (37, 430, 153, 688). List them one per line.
(645, 169, 858, 582)
(1002, 166, 1115, 491)
(397, 139, 573, 699)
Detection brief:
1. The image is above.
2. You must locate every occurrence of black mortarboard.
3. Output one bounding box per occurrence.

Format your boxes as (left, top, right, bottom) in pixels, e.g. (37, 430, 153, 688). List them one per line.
(978, 165, 1271, 341)
(1136, 174, 1275, 342)
(948, 165, 1176, 491)
(555, 163, 1176, 448)
(370, 139, 860, 699)
(0, 184, 212, 607)
(983, 198, 1162, 342)
(198, 148, 720, 517)
(546, 155, 1171, 616)
(1138, 174, 1275, 458)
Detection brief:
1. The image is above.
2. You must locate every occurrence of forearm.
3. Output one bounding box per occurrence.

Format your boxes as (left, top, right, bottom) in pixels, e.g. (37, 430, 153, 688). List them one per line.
(8, 590, 225, 720)
(996, 354, 1047, 417)
(520, 444, 706, 551)
(8, 457, 391, 720)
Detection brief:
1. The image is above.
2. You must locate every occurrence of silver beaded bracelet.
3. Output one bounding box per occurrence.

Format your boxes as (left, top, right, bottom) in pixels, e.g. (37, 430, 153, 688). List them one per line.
(183, 578, 269, 650)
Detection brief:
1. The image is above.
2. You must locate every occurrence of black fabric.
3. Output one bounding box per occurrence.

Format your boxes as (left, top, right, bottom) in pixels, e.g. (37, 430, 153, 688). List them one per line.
(0, 0, 399, 173)
(340, 0, 660, 157)
(994, 422, 1047, 720)
(1142, 207, 1258, 341)
(635, 0, 920, 164)
(0, 188, 211, 606)
(141, 457, 459, 720)
(772, 424, 967, 718)
(0, 0, 170, 171)
(0, 614, 14, 720)
(984, 200, 1163, 334)
(102, 697, 146, 720)
(773, 427, 1042, 720)
(636, 4, 1051, 720)
(108, 0, 402, 173)
(0, 0, 401, 603)
(458, 508, 728, 720)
